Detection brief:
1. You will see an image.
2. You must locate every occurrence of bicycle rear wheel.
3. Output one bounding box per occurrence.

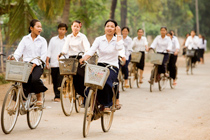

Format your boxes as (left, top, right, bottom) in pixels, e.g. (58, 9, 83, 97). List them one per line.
(1, 86, 19, 134)
(60, 77, 74, 116)
(83, 90, 94, 137)
(75, 93, 83, 113)
(27, 92, 45, 129)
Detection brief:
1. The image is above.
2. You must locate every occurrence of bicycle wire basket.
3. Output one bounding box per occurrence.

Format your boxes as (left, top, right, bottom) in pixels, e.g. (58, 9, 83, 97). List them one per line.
(186, 50, 195, 57)
(150, 53, 164, 65)
(84, 64, 110, 90)
(5, 60, 33, 83)
(59, 58, 79, 75)
(131, 52, 142, 63)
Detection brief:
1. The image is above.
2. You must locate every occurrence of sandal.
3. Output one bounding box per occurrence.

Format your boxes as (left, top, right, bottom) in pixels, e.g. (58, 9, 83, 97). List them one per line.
(139, 81, 143, 84)
(173, 82, 177, 86)
(115, 104, 122, 110)
(123, 84, 129, 88)
(103, 108, 111, 113)
(36, 101, 43, 106)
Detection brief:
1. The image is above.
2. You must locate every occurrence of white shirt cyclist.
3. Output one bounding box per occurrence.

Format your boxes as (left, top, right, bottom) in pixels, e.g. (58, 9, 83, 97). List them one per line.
(132, 36, 148, 52)
(62, 32, 90, 56)
(85, 35, 124, 68)
(14, 33, 47, 66)
(150, 35, 172, 53)
(185, 36, 199, 50)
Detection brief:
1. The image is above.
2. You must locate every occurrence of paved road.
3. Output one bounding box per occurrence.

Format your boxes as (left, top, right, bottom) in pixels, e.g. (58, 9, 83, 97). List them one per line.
(0, 54, 210, 140)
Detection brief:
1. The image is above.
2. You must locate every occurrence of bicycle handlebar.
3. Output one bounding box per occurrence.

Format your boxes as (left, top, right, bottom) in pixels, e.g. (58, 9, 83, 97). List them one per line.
(59, 52, 84, 59)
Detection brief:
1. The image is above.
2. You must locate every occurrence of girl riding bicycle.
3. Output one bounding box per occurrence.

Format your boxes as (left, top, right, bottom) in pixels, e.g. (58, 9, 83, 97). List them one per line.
(9, 19, 48, 106)
(61, 20, 90, 99)
(80, 19, 124, 112)
(149, 26, 172, 77)
(132, 28, 149, 84)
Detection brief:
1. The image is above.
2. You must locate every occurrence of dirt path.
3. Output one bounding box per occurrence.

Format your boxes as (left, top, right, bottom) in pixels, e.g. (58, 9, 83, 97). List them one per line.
(0, 53, 210, 140)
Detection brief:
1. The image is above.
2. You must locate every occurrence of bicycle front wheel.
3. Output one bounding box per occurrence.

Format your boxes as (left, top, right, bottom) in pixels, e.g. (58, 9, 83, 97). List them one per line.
(60, 77, 74, 116)
(1, 86, 20, 134)
(135, 68, 139, 88)
(158, 74, 168, 91)
(27, 92, 45, 129)
(83, 90, 94, 137)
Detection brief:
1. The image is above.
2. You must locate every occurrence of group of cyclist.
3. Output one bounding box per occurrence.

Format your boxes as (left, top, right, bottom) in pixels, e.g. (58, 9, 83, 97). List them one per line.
(7, 19, 207, 114)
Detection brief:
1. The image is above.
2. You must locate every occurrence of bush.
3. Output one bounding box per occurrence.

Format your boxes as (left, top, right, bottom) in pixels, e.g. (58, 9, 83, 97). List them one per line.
(0, 74, 8, 85)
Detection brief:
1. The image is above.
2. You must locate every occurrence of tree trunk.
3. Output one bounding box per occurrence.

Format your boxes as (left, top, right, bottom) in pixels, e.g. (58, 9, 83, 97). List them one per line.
(120, 0, 127, 27)
(61, 0, 71, 25)
(110, 0, 117, 19)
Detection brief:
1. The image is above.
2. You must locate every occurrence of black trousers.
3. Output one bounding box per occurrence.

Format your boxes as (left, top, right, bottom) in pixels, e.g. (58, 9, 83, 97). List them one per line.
(121, 55, 131, 80)
(69, 55, 86, 97)
(51, 67, 63, 99)
(23, 66, 48, 96)
(167, 54, 177, 79)
(158, 53, 169, 74)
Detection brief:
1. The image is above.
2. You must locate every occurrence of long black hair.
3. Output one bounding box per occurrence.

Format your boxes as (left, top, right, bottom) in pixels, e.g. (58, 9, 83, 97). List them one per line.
(28, 19, 40, 33)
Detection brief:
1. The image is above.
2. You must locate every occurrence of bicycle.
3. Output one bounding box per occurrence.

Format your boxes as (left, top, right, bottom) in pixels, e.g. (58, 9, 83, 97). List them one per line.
(129, 52, 142, 88)
(118, 57, 131, 91)
(58, 52, 98, 116)
(186, 49, 195, 75)
(82, 61, 118, 137)
(58, 52, 83, 116)
(167, 54, 178, 89)
(148, 49, 168, 92)
(1, 56, 45, 134)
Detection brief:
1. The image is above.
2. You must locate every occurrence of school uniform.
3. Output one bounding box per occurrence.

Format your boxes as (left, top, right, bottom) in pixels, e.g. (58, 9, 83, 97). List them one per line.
(62, 32, 90, 97)
(14, 33, 48, 95)
(150, 35, 172, 74)
(85, 35, 124, 107)
(198, 39, 207, 59)
(132, 36, 148, 70)
(119, 36, 132, 80)
(167, 36, 180, 79)
(185, 36, 199, 63)
(47, 36, 66, 99)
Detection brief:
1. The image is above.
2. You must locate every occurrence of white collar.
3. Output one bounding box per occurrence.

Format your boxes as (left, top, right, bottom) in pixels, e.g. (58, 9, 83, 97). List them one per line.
(27, 33, 42, 41)
(102, 34, 117, 42)
(70, 32, 81, 37)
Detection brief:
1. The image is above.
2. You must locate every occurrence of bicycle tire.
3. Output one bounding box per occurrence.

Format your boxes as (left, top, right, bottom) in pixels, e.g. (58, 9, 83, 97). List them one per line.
(60, 77, 74, 116)
(149, 66, 156, 92)
(190, 58, 193, 75)
(135, 68, 139, 88)
(1, 86, 20, 134)
(27, 92, 45, 129)
(158, 74, 168, 91)
(101, 88, 115, 132)
(83, 90, 94, 137)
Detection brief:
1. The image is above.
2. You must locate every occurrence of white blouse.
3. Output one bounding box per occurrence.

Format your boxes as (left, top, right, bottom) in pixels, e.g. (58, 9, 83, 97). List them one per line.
(170, 36, 180, 53)
(198, 38, 207, 51)
(47, 36, 66, 67)
(62, 32, 90, 56)
(14, 34, 47, 66)
(123, 36, 133, 60)
(150, 35, 172, 53)
(85, 35, 124, 68)
(185, 36, 199, 50)
(132, 36, 148, 52)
